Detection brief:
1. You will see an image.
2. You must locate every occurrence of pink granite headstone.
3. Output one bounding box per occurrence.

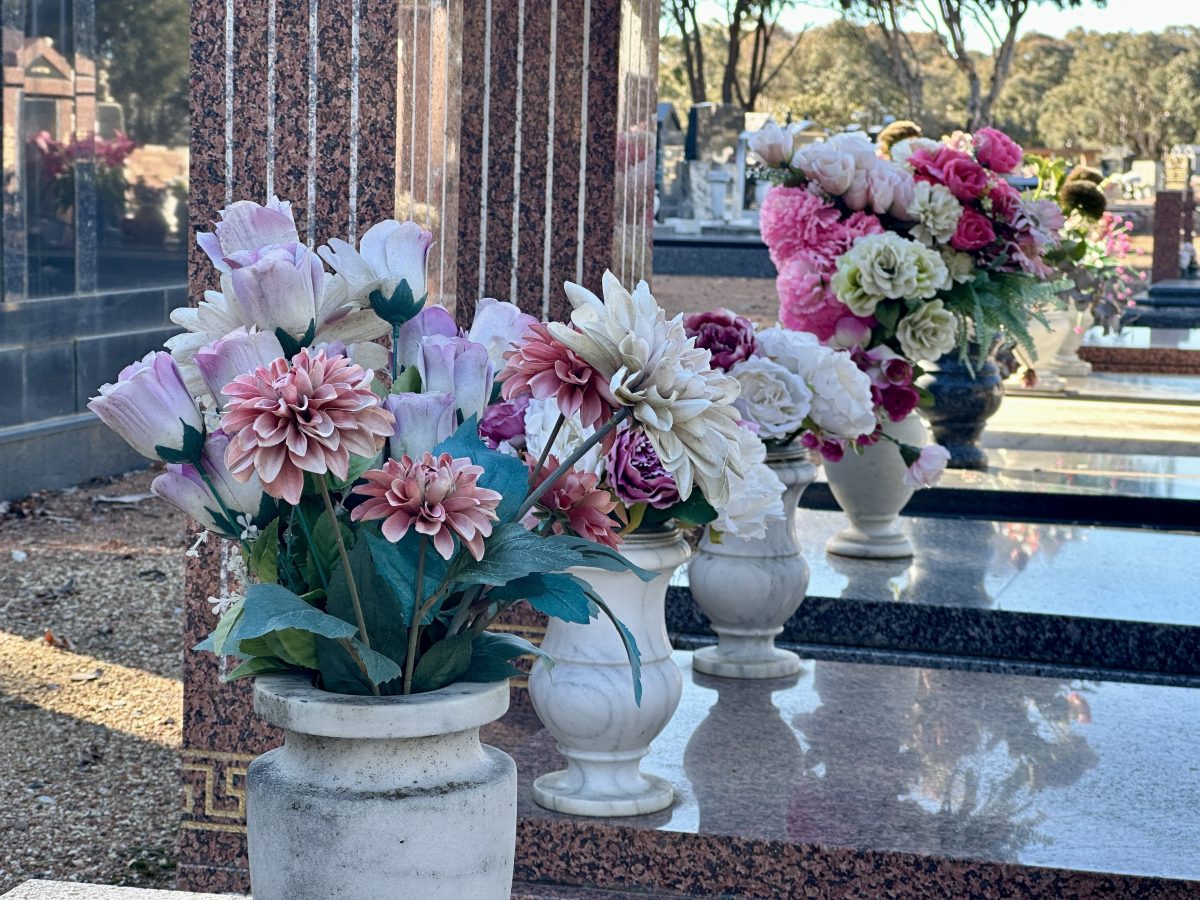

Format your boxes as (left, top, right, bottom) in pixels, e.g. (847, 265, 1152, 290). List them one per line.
(177, 1, 658, 891)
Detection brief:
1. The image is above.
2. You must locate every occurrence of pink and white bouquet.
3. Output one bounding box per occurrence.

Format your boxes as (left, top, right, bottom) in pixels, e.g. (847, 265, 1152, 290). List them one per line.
(90, 198, 756, 700)
(481, 277, 784, 541)
(752, 124, 1064, 371)
(681, 307, 948, 488)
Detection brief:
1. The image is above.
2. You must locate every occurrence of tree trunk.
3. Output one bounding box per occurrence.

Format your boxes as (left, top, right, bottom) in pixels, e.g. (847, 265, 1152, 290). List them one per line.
(722, 0, 751, 106)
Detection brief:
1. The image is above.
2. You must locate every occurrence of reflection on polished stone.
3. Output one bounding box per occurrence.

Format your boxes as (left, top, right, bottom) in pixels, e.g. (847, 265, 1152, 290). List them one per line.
(683, 671, 802, 840)
(489, 652, 1200, 884)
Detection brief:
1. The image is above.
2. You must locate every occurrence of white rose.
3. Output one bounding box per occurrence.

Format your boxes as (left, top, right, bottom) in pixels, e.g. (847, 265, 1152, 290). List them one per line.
(792, 143, 855, 196)
(803, 347, 878, 439)
(713, 427, 786, 540)
(730, 356, 814, 442)
(523, 397, 603, 475)
(841, 169, 870, 211)
(826, 131, 879, 168)
(748, 119, 793, 167)
(754, 326, 821, 373)
(896, 299, 959, 362)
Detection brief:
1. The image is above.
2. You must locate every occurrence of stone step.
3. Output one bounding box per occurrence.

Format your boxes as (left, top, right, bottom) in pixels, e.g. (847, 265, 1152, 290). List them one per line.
(668, 508, 1200, 681)
(487, 652, 1200, 899)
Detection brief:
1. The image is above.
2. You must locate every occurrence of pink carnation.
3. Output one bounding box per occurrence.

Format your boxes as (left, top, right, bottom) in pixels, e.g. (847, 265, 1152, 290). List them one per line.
(527, 456, 620, 549)
(776, 256, 850, 341)
(221, 349, 394, 505)
(843, 211, 884, 247)
(974, 128, 1023, 174)
(351, 453, 502, 559)
(499, 322, 617, 430)
(759, 186, 846, 268)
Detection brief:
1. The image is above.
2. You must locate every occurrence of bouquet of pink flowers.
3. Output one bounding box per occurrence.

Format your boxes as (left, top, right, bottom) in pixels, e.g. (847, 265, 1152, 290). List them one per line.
(90, 198, 757, 700)
(750, 123, 1064, 374)
(480, 279, 788, 541)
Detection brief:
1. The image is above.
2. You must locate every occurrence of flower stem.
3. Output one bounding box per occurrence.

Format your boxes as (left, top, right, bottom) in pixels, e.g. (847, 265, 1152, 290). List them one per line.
(197, 469, 251, 553)
(514, 407, 630, 523)
(293, 504, 327, 591)
(534, 413, 567, 476)
(402, 536, 427, 695)
(391, 322, 402, 383)
(317, 474, 379, 696)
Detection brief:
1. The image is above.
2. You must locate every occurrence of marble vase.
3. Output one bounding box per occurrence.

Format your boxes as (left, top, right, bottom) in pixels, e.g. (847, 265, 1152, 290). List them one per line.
(917, 345, 1004, 471)
(1049, 298, 1093, 379)
(247, 675, 516, 900)
(529, 528, 689, 817)
(823, 413, 928, 559)
(1019, 309, 1075, 391)
(688, 446, 816, 678)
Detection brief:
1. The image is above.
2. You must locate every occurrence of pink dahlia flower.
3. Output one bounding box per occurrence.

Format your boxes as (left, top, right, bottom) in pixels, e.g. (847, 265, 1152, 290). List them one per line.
(759, 187, 845, 269)
(351, 452, 502, 559)
(527, 456, 620, 549)
(220, 349, 394, 504)
(499, 322, 617, 430)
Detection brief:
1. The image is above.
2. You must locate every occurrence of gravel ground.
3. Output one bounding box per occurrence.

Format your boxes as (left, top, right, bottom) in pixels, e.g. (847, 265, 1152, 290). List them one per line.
(0, 468, 187, 893)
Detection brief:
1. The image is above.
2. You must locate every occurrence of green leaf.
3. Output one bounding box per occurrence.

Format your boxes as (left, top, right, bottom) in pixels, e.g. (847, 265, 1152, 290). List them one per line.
(587, 592, 643, 706)
(229, 584, 358, 651)
(434, 418, 530, 522)
(544, 534, 657, 582)
(265, 628, 319, 669)
(275, 319, 317, 359)
(327, 536, 412, 665)
(302, 508, 352, 589)
(154, 420, 205, 466)
(363, 530, 449, 627)
(223, 656, 292, 682)
(350, 637, 405, 687)
(328, 452, 381, 491)
(489, 572, 596, 623)
(449, 522, 586, 587)
(390, 367, 421, 394)
(411, 633, 473, 693)
(873, 299, 902, 332)
(211, 597, 245, 656)
(464, 631, 553, 682)
(248, 519, 280, 583)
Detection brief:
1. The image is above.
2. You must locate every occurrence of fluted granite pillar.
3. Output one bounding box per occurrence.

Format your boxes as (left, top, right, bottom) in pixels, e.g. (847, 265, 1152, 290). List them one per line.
(177, 1, 657, 891)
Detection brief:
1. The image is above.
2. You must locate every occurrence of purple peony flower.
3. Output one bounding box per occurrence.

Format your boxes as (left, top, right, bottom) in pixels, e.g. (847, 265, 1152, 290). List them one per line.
(683, 308, 757, 371)
(479, 396, 531, 450)
(606, 424, 681, 509)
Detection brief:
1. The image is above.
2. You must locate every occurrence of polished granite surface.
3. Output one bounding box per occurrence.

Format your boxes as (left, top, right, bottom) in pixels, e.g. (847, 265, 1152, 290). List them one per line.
(813, 448, 1200, 502)
(490, 652, 1200, 886)
(1084, 325, 1200, 351)
(676, 509, 1200, 628)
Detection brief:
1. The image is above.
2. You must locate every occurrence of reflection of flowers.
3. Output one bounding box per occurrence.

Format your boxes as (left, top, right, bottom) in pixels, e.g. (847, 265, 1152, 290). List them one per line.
(27, 129, 138, 223)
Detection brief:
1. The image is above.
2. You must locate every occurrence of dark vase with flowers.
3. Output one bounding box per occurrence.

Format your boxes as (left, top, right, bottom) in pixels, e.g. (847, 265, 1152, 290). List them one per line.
(916, 343, 1004, 471)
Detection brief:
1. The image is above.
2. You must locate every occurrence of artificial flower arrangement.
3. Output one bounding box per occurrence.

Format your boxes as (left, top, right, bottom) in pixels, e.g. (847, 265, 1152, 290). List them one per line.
(749, 122, 1064, 373)
(478, 274, 785, 543)
(1025, 155, 1144, 334)
(89, 197, 755, 700)
(680, 307, 949, 488)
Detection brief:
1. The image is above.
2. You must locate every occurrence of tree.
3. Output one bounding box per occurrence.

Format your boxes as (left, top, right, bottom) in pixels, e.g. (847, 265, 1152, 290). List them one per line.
(663, 0, 710, 104)
(991, 32, 1074, 146)
(838, 0, 1105, 131)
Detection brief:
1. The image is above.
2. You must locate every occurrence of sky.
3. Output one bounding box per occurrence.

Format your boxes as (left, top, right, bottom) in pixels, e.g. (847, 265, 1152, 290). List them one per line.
(695, 0, 1196, 50)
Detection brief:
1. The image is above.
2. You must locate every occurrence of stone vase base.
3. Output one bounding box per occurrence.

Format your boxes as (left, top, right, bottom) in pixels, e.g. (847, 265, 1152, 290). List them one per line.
(532, 753, 674, 817)
(826, 525, 914, 559)
(1053, 358, 1093, 378)
(693, 635, 801, 679)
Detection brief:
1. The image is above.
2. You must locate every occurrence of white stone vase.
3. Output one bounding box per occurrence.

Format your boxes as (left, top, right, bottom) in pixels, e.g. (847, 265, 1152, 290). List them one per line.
(1017, 308, 1075, 391)
(1049, 298, 1093, 379)
(247, 674, 516, 900)
(823, 412, 928, 559)
(688, 446, 817, 679)
(528, 527, 689, 817)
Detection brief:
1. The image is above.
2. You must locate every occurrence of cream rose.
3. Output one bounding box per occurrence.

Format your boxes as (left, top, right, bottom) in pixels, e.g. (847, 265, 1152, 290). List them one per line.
(730, 356, 814, 441)
(896, 299, 959, 362)
(797, 346, 878, 439)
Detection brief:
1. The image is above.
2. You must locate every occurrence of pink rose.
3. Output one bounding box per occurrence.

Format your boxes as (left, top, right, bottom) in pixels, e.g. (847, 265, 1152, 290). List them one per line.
(879, 384, 920, 422)
(904, 444, 951, 488)
(974, 128, 1023, 174)
(907, 145, 971, 182)
(950, 208, 996, 252)
(942, 157, 989, 202)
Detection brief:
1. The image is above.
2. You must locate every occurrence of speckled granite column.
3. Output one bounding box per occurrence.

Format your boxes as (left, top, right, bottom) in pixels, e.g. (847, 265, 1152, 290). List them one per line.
(178, 1, 656, 892)
(456, 0, 659, 324)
